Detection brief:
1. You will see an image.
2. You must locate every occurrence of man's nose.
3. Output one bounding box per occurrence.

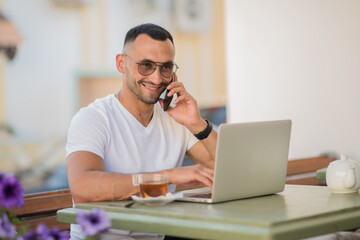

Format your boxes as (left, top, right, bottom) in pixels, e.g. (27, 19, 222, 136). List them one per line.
(148, 66, 164, 84)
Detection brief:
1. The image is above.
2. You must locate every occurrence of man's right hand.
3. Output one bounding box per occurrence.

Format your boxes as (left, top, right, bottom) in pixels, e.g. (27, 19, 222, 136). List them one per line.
(163, 164, 214, 188)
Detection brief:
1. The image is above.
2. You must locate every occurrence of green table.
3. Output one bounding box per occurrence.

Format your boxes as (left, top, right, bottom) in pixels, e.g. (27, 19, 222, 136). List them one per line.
(57, 185, 360, 240)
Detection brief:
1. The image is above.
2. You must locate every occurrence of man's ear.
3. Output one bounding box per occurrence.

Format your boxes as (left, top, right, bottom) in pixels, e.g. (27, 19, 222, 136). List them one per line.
(116, 54, 125, 73)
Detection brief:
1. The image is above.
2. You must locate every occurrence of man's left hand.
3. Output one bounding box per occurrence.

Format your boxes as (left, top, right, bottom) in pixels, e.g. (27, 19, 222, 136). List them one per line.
(159, 74, 206, 133)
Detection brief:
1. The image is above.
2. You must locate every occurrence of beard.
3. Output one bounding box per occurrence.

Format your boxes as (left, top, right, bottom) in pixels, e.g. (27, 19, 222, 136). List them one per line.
(128, 78, 167, 105)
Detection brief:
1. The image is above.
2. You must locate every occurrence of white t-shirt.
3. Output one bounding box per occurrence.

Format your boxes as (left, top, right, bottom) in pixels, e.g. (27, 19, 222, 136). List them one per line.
(66, 94, 198, 240)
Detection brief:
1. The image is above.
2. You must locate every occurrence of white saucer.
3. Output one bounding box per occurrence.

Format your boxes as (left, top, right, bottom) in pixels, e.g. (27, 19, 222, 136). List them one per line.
(131, 193, 180, 206)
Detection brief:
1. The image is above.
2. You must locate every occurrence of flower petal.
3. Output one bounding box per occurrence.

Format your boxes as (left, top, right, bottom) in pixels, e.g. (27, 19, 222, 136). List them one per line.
(76, 208, 111, 236)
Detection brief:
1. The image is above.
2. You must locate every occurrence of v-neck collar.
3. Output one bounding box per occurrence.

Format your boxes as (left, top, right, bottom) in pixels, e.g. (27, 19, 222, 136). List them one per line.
(112, 94, 156, 130)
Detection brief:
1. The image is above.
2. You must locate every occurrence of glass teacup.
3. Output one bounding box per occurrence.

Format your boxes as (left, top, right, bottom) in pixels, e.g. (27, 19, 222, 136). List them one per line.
(132, 174, 169, 198)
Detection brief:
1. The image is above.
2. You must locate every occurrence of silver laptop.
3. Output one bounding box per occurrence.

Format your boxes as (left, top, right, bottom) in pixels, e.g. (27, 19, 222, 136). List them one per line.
(177, 119, 292, 203)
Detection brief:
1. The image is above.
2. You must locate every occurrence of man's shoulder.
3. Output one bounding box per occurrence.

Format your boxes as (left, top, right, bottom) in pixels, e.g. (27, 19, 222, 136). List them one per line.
(73, 94, 116, 120)
(87, 94, 115, 110)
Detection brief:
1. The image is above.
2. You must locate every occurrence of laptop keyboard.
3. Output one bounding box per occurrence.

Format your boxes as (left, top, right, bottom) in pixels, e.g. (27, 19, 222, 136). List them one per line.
(185, 193, 212, 199)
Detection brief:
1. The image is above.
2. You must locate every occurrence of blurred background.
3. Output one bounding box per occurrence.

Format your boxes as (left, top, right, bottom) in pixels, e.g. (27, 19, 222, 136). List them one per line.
(0, 0, 226, 193)
(2, 0, 360, 194)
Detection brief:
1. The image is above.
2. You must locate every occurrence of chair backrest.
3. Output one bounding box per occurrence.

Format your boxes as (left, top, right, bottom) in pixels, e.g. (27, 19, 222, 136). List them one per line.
(12, 188, 72, 231)
(286, 154, 334, 185)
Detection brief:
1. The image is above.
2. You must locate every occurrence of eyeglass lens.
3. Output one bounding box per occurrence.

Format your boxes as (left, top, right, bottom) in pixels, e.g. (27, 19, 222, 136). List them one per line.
(138, 62, 176, 78)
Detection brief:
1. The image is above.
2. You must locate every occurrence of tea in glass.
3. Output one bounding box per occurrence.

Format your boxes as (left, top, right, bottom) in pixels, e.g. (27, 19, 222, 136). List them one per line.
(133, 174, 169, 198)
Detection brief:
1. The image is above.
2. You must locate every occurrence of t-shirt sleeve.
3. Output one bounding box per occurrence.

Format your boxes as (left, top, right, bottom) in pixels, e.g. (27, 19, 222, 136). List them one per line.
(66, 107, 108, 159)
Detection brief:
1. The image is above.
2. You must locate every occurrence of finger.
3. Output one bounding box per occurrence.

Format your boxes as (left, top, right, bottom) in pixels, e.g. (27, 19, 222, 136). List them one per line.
(195, 174, 213, 188)
(173, 95, 185, 105)
(202, 166, 214, 175)
(196, 165, 214, 181)
(201, 167, 214, 180)
(173, 94, 195, 106)
(189, 165, 213, 187)
(168, 82, 183, 89)
(167, 84, 186, 97)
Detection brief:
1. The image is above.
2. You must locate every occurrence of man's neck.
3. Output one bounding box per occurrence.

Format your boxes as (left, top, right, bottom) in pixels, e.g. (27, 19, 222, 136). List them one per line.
(117, 89, 154, 127)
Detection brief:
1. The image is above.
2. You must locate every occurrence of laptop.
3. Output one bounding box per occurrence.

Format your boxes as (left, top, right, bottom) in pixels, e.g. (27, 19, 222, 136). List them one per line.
(177, 119, 292, 203)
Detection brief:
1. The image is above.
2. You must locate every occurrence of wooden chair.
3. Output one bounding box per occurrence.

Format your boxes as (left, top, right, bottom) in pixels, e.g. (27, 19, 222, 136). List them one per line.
(286, 154, 334, 185)
(12, 188, 72, 231)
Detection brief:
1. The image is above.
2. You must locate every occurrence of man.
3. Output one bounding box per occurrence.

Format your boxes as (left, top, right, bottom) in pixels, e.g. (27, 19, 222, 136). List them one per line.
(66, 23, 217, 239)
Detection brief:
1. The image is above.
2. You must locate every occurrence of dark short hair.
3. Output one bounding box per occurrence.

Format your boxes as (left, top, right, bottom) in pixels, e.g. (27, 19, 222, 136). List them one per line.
(123, 23, 174, 48)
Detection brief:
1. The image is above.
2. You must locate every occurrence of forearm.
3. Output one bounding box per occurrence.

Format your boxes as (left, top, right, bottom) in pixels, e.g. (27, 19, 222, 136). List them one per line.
(69, 171, 138, 203)
(197, 129, 217, 163)
(187, 118, 218, 163)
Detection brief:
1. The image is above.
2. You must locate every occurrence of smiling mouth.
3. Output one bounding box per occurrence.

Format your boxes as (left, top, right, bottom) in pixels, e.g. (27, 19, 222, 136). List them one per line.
(142, 83, 164, 92)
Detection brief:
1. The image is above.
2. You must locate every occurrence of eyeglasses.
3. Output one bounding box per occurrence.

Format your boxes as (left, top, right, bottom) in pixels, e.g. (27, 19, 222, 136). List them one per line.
(123, 54, 179, 78)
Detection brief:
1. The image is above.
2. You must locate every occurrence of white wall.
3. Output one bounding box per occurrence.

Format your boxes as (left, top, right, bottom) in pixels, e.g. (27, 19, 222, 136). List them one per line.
(2, 0, 172, 140)
(225, 0, 360, 159)
(3, 0, 81, 140)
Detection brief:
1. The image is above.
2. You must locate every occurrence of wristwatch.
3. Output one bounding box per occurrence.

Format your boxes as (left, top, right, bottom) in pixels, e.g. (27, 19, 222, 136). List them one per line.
(194, 119, 213, 140)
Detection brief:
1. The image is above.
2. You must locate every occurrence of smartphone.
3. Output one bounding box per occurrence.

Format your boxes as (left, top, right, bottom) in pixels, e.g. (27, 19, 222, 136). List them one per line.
(162, 78, 173, 111)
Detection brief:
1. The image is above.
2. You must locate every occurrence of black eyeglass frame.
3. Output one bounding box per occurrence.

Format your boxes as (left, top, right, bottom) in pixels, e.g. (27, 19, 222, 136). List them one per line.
(123, 54, 179, 78)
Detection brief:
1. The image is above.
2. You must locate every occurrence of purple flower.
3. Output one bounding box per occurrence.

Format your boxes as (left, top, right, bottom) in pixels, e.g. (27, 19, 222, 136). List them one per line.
(47, 228, 70, 240)
(35, 223, 70, 240)
(22, 230, 37, 240)
(21, 223, 70, 240)
(0, 212, 16, 238)
(0, 172, 24, 208)
(36, 224, 51, 239)
(76, 208, 111, 236)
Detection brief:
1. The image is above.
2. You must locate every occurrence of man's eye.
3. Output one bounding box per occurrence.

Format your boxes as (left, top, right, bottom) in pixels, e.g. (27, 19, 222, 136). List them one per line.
(141, 62, 154, 68)
(162, 64, 173, 70)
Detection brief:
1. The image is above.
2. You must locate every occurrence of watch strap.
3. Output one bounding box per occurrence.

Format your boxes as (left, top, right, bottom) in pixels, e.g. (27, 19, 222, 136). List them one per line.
(194, 120, 213, 140)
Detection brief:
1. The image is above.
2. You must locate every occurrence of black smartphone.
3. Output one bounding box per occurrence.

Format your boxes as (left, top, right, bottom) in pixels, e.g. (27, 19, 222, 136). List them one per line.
(163, 78, 173, 111)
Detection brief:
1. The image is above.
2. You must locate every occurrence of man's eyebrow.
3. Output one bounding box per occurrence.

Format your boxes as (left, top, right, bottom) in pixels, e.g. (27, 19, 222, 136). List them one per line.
(141, 58, 174, 64)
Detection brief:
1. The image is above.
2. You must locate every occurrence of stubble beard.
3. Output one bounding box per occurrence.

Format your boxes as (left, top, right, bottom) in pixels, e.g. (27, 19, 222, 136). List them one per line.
(128, 78, 166, 105)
